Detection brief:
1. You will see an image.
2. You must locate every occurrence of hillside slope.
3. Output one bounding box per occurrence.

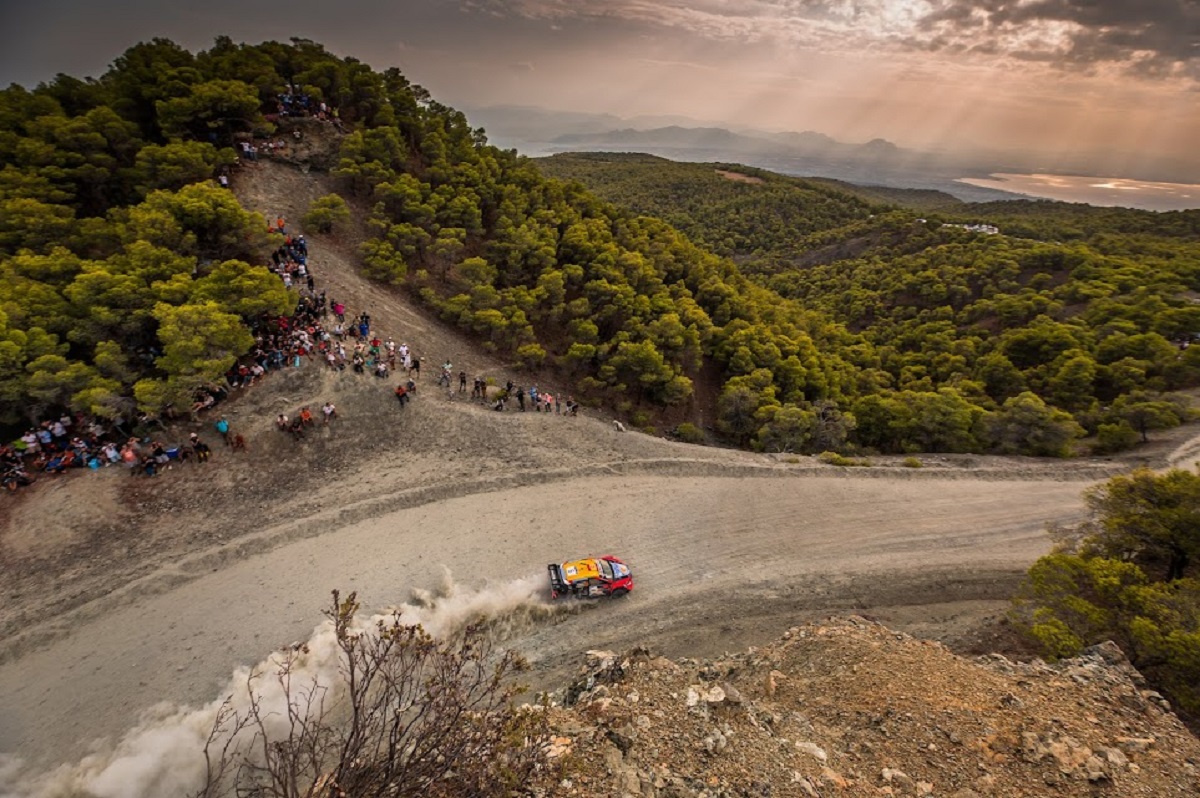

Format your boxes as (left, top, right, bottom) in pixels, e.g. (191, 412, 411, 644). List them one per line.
(548, 619, 1200, 796)
(535, 151, 1200, 460)
(533, 152, 884, 272)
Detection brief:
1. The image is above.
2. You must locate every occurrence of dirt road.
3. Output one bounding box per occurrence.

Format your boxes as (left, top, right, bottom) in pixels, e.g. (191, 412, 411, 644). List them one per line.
(1, 468, 1090, 782)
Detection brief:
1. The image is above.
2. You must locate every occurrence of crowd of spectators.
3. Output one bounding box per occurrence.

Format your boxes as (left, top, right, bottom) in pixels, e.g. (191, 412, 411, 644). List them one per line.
(0, 410, 217, 489)
(2, 207, 582, 493)
(273, 87, 336, 121)
(483, 380, 579, 415)
(233, 85, 343, 170)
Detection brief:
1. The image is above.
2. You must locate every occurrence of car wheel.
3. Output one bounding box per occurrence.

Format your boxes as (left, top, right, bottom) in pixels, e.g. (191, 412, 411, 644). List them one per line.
(611, 587, 629, 598)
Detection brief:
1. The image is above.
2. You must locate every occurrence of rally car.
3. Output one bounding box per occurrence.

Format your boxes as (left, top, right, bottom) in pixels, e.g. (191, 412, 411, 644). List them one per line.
(548, 555, 633, 599)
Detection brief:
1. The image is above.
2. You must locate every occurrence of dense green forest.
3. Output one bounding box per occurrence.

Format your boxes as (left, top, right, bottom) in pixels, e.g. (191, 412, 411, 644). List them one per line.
(4, 37, 1198, 458)
(536, 153, 1200, 454)
(533, 153, 882, 270)
(0, 37, 318, 424)
(0, 38, 855, 446)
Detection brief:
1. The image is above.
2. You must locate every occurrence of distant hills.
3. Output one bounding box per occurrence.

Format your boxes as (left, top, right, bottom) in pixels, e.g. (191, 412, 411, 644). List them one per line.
(541, 124, 1018, 203)
(467, 104, 1200, 206)
(550, 125, 899, 160)
(532, 152, 960, 274)
(548, 125, 913, 171)
(552, 125, 894, 150)
(466, 105, 1020, 203)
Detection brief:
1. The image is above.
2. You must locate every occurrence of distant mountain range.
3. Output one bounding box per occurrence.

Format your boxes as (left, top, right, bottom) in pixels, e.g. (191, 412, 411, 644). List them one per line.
(549, 125, 902, 162)
(463, 105, 1200, 206)
(464, 105, 1018, 203)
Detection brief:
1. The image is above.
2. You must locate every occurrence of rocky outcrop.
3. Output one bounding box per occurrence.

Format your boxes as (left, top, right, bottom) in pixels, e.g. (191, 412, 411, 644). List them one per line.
(539, 618, 1200, 797)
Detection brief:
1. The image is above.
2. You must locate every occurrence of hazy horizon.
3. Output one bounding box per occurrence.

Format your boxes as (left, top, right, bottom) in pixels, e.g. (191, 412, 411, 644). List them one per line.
(3, 1, 1197, 182)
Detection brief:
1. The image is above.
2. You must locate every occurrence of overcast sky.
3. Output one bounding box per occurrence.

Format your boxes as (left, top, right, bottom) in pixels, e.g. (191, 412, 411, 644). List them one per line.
(2, 1, 1198, 172)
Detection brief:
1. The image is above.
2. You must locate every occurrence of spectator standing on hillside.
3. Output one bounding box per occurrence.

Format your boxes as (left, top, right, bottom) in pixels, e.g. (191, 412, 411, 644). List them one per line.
(215, 417, 231, 446)
(51, 418, 67, 448)
(322, 402, 337, 424)
(287, 417, 305, 441)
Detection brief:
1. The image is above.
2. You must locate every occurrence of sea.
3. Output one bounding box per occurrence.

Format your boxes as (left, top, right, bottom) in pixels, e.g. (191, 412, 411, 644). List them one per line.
(955, 173, 1200, 212)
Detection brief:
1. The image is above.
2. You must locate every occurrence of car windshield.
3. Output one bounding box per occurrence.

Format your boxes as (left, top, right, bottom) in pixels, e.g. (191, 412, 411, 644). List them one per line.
(597, 559, 614, 579)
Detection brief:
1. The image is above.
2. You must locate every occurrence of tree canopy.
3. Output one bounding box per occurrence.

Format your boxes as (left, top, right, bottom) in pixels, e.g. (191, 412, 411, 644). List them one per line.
(0, 37, 386, 422)
(537, 152, 1200, 454)
(1014, 468, 1200, 717)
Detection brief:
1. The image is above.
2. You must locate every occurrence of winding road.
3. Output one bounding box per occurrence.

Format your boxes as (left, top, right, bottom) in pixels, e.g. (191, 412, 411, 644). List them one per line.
(1, 469, 1090, 791)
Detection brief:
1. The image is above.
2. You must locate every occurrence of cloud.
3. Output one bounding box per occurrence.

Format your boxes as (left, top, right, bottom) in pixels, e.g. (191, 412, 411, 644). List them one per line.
(475, 0, 929, 49)
(477, 0, 1200, 81)
(915, 0, 1200, 77)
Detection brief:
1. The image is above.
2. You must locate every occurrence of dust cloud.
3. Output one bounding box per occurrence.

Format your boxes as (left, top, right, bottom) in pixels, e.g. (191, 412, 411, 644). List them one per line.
(1, 573, 569, 798)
